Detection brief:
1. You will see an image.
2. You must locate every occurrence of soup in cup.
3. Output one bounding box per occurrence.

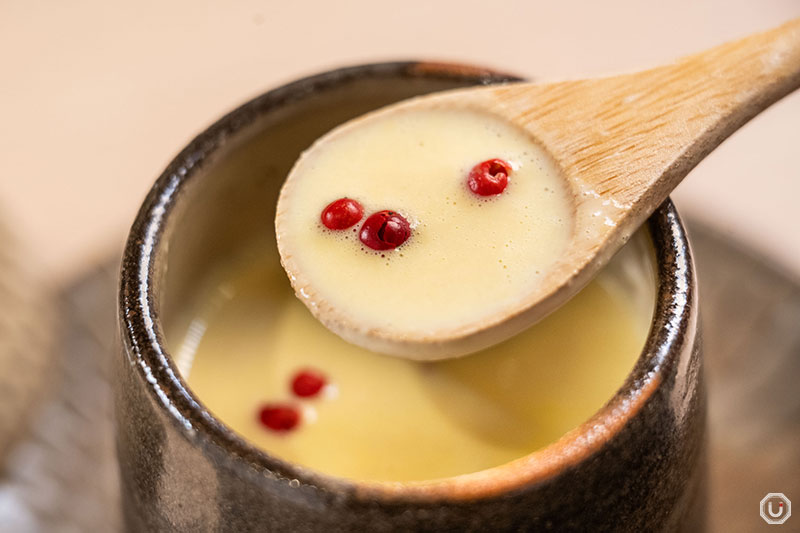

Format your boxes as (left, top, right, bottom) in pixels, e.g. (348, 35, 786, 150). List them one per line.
(117, 62, 705, 532)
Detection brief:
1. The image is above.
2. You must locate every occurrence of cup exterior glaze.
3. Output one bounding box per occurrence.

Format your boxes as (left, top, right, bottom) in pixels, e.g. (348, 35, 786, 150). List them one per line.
(116, 62, 706, 532)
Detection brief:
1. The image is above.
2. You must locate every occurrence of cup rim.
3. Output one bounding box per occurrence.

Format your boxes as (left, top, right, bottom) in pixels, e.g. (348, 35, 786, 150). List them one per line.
(119, 60, 695, 503)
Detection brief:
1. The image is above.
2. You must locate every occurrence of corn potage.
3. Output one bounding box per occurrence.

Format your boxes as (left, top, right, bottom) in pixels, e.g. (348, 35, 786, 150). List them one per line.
(170, 231, 653, 482)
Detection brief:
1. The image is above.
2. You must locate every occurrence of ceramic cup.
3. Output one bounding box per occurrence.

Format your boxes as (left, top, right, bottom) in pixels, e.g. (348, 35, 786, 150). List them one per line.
(116, 62, 706, 532)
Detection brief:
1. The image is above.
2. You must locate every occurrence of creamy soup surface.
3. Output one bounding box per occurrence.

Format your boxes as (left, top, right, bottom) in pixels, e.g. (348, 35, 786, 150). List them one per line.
(276, 108, 574, 339)
(170, 233, 653, 482)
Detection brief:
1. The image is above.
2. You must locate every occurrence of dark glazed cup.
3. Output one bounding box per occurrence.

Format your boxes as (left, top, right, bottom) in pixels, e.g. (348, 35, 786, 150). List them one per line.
(117, 62, 705, 532)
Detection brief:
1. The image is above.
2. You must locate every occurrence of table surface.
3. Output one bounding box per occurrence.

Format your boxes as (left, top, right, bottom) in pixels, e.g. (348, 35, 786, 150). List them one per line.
(2, 1, 800, 284)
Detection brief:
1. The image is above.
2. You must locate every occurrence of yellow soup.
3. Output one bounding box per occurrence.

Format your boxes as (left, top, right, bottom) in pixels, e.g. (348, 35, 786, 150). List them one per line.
(276, 108, 573, 345)
(170, 233, 654, 483)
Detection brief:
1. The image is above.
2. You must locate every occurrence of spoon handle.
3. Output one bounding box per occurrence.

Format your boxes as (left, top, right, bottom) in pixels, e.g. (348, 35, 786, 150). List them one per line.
(489, 18, 800, 214)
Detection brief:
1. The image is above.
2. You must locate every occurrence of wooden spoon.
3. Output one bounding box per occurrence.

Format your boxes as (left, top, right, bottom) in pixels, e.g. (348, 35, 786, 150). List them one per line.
(277, 19, 800, 360)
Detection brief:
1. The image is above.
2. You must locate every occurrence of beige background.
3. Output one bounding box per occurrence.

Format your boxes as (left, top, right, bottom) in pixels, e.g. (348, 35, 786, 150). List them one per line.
(2, 1, 799, 285)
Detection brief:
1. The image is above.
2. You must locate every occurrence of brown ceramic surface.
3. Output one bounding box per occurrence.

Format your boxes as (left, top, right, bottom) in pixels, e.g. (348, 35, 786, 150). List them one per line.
(116, 62, 705, 531)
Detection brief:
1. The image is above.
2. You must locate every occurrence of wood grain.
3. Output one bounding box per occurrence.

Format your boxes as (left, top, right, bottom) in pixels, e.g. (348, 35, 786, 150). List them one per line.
(486, 17, 800, 229)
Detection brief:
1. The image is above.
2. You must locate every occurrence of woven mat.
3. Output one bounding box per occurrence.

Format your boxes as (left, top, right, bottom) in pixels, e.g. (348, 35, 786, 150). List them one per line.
(0, 260, 120, 532)
(0, 223, 797, 532)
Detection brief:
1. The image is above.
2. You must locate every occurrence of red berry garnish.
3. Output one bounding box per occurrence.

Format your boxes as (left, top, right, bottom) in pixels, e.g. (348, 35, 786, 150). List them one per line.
(321, 198, 364, 230)
(291, 369, 327, 398)
(258, 403, 301, 432)
(467, 158, 512, 196)
(359, 210, 411, 250)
